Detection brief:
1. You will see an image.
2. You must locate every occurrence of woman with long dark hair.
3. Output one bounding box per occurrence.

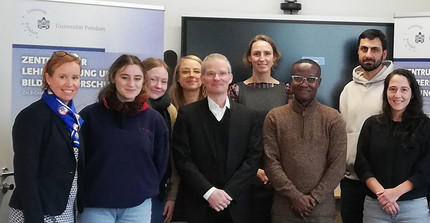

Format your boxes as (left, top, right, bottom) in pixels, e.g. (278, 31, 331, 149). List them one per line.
(355, 69, 430, 222)
(78, 54, 169, 223)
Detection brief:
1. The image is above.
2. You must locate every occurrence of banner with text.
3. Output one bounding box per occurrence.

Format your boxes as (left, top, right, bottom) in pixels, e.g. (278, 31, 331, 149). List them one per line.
(394, 13, 430, 114)
(12, 0, 164, 116)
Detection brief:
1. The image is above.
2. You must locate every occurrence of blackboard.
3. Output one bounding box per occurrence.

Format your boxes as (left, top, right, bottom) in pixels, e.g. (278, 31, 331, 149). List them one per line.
(182, 16, 394, 109)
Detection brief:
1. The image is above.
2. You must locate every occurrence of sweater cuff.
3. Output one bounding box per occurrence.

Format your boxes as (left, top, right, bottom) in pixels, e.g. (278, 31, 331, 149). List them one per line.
(287, 189, 304, 201)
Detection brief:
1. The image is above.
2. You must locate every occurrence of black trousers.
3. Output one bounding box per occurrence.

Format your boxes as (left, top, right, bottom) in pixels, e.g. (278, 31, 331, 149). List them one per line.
(205, 208, 234, 223)
(340, 177, 366, 223)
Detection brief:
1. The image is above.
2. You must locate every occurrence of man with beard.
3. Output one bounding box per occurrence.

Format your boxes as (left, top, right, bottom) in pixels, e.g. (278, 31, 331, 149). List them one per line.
(339, 29, 393, 223)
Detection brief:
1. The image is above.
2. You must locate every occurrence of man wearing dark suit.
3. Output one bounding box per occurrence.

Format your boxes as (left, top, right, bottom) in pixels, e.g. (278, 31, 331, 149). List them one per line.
(172, 53, 262, 223)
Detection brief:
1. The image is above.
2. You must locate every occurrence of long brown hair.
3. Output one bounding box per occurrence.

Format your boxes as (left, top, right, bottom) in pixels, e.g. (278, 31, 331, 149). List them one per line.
(98, 54, 146, 102)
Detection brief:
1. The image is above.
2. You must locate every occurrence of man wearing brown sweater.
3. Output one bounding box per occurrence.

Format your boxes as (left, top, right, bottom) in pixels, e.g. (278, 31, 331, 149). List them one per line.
(264, 59, 346, 223)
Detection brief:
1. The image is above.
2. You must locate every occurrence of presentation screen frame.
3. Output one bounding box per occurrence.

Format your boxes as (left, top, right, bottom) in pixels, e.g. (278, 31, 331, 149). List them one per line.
(181, 15, 394, 108)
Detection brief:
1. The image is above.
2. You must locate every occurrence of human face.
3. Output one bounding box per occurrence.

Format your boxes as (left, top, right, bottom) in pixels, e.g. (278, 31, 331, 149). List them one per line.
(146, 67, 168, 100)
(387, 74, 412, 120)
(45, 61, 80, 104)
(358, 38, 387, 72)
(291, 63, 321, 107)
(201, 58, 233, 96)
(178, 59, 202, 91)
(113, 64, 144, 102)
(248, 40, 276, 75)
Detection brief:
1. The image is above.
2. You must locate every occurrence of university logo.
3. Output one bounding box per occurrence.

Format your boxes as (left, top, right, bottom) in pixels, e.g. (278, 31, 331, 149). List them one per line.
(415, 32, 425, 44)
(38, 17, 50, 30)
(21, 8, 49, 38)
(402, 24, 426, 53)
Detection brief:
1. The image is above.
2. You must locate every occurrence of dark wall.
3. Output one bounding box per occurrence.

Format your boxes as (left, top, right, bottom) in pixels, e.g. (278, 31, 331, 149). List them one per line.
(182, 17, 394, 109)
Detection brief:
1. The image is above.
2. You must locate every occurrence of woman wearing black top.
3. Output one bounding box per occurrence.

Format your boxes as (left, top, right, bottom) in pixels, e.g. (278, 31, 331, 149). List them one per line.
(355, 69, 430, 222)
(9, 51, 83, 223)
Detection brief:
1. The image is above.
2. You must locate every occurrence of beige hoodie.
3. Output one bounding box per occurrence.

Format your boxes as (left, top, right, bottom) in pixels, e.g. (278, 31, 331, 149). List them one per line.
(339, 60, 393, 180)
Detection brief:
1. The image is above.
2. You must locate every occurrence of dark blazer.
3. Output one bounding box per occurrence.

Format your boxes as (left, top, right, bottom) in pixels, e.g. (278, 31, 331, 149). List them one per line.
(9, 99, 84, 223)
(172, 97, 262, 223)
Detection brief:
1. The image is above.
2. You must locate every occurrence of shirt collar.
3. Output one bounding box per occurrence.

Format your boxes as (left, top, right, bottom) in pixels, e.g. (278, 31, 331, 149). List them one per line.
(207, 95, 230, 121)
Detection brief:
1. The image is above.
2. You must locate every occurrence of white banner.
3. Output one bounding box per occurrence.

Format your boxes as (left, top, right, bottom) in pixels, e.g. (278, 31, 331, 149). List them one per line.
(393, 12, 430, 114)
(12, 0, 164, 116)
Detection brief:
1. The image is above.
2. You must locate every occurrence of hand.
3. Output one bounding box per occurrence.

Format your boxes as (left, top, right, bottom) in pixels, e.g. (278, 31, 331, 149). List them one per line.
(208, 189, 232, 212)
(291, 195, 316, 217)
(345, 169, 351, 176)
(256, 169, 269, 184)
(376, 189, 401, 215)
(376, 189, 400, 207)
(382, 201, 400, 215)
(162, 200, 175, 223)
(292, 208, 304, 218)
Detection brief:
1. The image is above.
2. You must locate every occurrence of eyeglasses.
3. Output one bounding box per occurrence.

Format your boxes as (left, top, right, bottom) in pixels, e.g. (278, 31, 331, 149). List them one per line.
(291, 75, 320, 85)
(179, 69, 201, 77)
(204, 72, 230, 79)
(51, 50, 80, 60)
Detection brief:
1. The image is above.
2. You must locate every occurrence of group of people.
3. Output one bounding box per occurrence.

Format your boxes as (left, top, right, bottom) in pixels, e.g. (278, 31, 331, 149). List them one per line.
(8, 29, 430, 223)
(340, 29, 430, 223)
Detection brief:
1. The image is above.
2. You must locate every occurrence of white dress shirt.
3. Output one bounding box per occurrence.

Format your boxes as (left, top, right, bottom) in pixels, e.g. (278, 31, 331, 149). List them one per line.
(203, 95, 231, 200)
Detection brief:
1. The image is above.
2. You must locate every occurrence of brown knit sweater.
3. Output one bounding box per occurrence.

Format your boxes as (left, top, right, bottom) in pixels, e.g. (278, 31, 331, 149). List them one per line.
(263, 98, 346, 217)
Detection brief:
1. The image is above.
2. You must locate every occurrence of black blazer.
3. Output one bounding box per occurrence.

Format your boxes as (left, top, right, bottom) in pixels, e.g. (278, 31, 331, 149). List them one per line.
(172, 98, 262, 223)
(9, 99, 84, 223)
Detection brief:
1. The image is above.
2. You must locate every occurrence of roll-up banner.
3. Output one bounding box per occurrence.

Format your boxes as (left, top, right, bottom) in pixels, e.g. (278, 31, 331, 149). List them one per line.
(393, 12, 430, 114)
(12, 0, 164, 116)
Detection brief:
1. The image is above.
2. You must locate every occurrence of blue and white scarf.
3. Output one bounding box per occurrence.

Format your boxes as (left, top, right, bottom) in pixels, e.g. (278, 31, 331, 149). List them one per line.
(42, 89, 84, 148)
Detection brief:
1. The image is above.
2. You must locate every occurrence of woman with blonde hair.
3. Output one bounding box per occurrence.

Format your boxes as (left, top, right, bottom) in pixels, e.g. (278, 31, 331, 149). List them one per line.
(169, 55, 205, 108)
